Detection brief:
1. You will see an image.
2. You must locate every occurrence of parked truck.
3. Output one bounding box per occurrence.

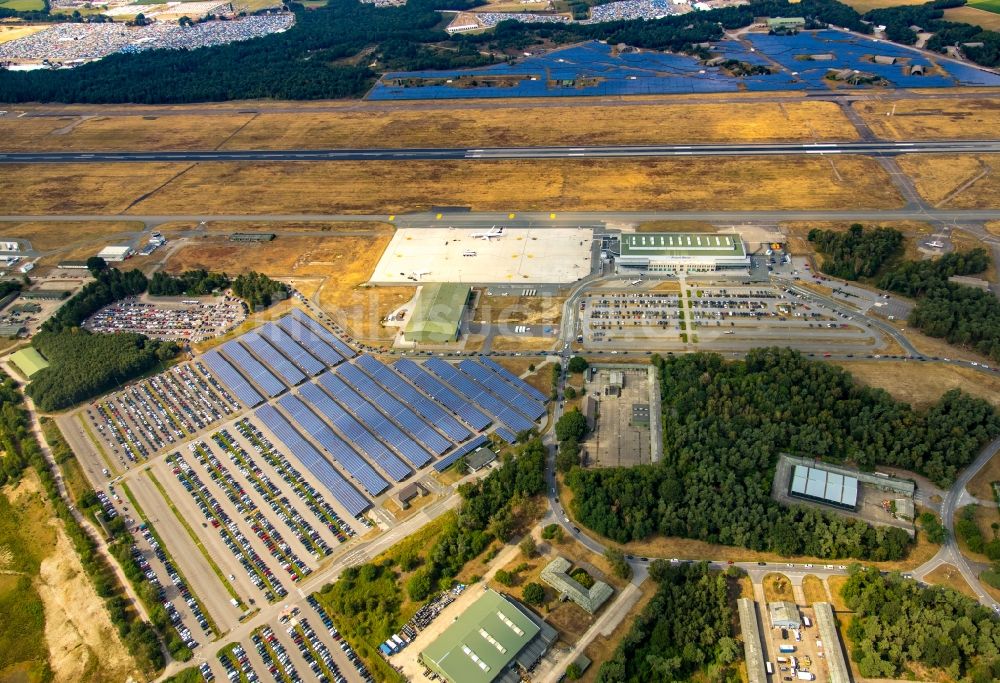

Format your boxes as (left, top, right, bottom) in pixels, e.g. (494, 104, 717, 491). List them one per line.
(779, 644, 796, 653)
(796, 672, 815, 681)
(776, 657, 788, 664)
(802, 615, 812, 628)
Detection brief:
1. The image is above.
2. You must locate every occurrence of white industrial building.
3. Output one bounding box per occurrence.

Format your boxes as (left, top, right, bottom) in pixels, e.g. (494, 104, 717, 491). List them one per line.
(615, 232, 750, 274)
(97, 245, 134, 262)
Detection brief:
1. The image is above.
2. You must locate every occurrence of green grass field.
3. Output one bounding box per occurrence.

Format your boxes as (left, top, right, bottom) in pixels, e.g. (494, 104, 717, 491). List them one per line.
(0, 478, 56, 683)
(971, 0, 1000, 14)
(0, 0, 46, 10)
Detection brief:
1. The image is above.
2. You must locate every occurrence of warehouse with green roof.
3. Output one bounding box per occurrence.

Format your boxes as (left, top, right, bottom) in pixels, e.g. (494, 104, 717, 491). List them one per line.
(10, 347, 49, 378)
(616, 232, 749, 274)
(404, 283, 471, 344)
(421, 589, 556, 683)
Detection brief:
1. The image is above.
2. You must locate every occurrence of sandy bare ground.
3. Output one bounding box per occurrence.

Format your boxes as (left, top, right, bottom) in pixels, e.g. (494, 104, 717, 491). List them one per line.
(10, 474, 139, 683)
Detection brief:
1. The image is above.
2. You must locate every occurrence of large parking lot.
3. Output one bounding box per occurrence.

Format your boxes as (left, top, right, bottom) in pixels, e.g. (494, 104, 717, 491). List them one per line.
(83, 294, 247, 342)
(578, 283, 881, 354)
(85, 361, 245, 469)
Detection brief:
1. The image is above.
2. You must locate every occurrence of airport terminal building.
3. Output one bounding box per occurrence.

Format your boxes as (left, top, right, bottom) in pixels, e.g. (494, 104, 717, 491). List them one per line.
(615, 232, 749, 274)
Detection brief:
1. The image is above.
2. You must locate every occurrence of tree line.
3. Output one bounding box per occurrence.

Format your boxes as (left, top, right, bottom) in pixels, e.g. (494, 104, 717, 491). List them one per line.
(231, 272, 287, 312)
(565, 349, 999, 561)
(876, 248, 1000, 361)
(44, 267, 148, 333)
(0, 0, 872, 103)
(842, 567, 1000, 682)
(148, 270, 230, 297)
(27, 330, 178, 411)
(808, 224, 904, 280)
(597, 562, 740, 682)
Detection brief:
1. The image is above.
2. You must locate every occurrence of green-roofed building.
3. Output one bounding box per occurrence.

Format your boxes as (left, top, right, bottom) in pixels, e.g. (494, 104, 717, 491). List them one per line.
(11, 347, 49, 378)
(404, 283, 471, 344)
(616, 232, 749, 275)
(421, 589, 556, 683)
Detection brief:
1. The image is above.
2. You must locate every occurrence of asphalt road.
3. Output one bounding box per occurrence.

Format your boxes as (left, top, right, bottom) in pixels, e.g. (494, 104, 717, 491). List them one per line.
(2, 140, 999, 163)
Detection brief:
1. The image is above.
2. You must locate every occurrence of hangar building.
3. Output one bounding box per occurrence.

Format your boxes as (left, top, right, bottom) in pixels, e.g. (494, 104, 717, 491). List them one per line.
(421, 589, 557, 683)
(615, 232, 749, 275)
(404, 283, 471, 344)
(789, 463, 859, 511)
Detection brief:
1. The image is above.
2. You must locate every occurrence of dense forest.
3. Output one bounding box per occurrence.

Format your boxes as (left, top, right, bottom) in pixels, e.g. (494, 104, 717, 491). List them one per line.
(566, 349, 999, 560)
(0, 371, 30, 487)
(44, 267, 148, 333)
(842, 568, 1000, 682)
(27, 331, 177, 411)
(148, 270, 231, 297)
(876, 249, 1000, 361)
(597, 562, 739, 683)
(807, 224, 904, 280)
(0, 0, 871, 103)
(231, 272, 287, 312)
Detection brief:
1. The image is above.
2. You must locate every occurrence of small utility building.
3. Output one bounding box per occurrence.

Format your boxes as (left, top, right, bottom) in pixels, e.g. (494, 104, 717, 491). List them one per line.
(404, 283, 471, 344)
(421, 589, 556, 683)
(769, 601, 802, 630)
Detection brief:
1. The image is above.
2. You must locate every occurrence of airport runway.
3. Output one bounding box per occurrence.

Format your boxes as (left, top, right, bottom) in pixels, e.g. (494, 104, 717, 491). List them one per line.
(2, 140, 1000, 163)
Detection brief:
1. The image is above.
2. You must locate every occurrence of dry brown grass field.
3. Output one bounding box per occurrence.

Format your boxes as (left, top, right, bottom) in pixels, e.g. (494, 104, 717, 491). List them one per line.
(117, 157, 903, 214)
(0, 101, 858, 152)
(763, 573, 795, 602)
(802, 575, 829, 603)
(834, 361, 1000, 409)
(0, 25, 47, 44)
(0, 113, 256, 152)
(853, 98, 1000, 140)
(924, 564, 979, 599)
(0, 221, 143, 252)
(968, 450, 1000, 500)
(896, 154, 1000, 208)
(163, 228, 409, 342)
(945, 6, 1000, 30)
(476, 294, 565, 325)
(0, 157, 903, 215)
(0, 163, 184, 214)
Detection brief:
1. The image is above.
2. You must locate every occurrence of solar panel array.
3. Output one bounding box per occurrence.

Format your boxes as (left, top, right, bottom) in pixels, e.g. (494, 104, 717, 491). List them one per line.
(354, 355, 471, 443)
(336, 364, 452, 455)
(241, 332, 306, 387)
(276, 316, 345, 368)
(394, 359, 492, 431)
(433, 435, 490, 472)
(255, 404, 369, 516)
(220, 340, 286, 397)
(477, 356, 548, 404)
(494, 427, 516, 444)
(299, 382, 412, 482)
(318, 373, 432, 468)
(458, 360, 546, 421)
(277, 394, 389, 496)
(425, 358, 535, 433)
(291, 309, 356, 359)
(202, 350, 263, 407)
(259, 322, 325, 376)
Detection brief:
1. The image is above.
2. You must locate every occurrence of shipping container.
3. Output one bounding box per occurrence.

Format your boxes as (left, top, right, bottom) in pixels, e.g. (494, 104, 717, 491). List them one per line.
(779, 644, 796, 653)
